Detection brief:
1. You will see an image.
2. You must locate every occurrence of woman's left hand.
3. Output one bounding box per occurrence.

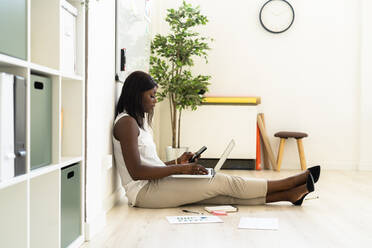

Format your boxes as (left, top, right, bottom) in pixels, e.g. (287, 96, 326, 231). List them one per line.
(177, 152, 194, 164)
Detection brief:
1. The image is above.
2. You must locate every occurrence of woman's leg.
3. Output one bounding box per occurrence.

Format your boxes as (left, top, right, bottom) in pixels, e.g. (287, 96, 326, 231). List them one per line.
(135, 173, 267, 208)
(135, 172, 312, 208)
(195, 195, 266, 206)
(267, 170, 310, 194)
(266, 184, 309, 203)
(196, 178, 310, 206)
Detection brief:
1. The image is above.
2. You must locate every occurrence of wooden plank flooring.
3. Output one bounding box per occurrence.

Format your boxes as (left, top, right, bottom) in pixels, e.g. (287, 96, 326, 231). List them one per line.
(81, 170, 372, 248)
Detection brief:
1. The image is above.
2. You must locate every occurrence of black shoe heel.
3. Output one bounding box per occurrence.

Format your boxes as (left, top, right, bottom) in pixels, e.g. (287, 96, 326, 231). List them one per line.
(293, 193, 307, 206)
(307, 165, 321, 183)
(294, 173, 315, 206)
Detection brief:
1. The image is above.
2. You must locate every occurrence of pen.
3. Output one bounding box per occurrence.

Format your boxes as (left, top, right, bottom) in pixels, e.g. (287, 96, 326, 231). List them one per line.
(182, 209, 202, 215)
(305, 196, 319, 200)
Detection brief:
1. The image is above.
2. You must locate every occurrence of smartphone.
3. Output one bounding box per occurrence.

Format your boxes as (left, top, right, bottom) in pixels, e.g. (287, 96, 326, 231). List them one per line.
(189, 146, 207, 163)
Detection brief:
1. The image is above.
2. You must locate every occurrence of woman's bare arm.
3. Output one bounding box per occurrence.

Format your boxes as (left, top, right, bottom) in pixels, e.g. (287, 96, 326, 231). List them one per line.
(114, 116, 207, 180)
(164, 152, 193, 165)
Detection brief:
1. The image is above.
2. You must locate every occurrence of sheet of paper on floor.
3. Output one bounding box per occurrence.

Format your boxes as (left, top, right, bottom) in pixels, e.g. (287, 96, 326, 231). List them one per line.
(166, 216, 223, 224)
(238, 217, 279, 230)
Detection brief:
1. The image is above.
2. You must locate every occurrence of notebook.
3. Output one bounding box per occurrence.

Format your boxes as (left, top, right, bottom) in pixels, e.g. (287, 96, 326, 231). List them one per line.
(170, 139, 235, 179)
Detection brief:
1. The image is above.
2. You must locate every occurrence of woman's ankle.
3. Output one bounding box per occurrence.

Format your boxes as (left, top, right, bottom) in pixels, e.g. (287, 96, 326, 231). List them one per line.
(287, 184, 308, 203)
(292, 170, 310, 188)
(267, 171, 310, 194)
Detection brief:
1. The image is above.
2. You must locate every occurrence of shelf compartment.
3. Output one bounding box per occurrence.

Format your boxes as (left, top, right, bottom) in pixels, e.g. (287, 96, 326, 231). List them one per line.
(31, 0, 60, 70)
(0, 0, 27, 60)
(61, 163, 81, 248)
(0, 181, 28, 248)
(30, 74, 53, 170)
(61, 78, 83, 158)
(64, 0, 85, 77)
(30, 169, 60, 248)
(0, 70, 28, 183)
(29, 73, 61, 167)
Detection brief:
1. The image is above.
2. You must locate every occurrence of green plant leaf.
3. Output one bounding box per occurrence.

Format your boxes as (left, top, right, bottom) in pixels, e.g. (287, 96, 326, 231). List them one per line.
(150, 1, 213, 148)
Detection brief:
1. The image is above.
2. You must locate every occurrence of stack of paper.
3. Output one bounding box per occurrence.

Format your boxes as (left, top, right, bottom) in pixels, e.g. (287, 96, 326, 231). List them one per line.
(204, 205, 237, 213)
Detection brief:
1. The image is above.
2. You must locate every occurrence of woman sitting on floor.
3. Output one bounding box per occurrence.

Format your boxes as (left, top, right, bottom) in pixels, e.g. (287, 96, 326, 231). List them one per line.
(113, 71, 321, 208)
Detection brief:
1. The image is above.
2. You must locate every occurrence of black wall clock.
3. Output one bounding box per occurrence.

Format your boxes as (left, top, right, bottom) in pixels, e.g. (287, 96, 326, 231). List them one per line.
(259, 0, 295, 34)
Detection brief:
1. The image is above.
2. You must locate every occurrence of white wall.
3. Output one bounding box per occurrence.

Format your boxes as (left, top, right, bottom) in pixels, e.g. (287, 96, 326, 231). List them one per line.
(359, 0, 372, 170)
(152, 0, 368, 170)
(85, 0, 118, 239)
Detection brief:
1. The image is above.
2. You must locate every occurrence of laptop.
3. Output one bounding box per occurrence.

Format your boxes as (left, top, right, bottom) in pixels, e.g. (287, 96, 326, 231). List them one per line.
(170, 139, 235, 179)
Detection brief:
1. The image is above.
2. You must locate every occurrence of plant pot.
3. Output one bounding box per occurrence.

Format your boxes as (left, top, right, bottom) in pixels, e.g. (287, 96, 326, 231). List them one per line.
(165, 146, 189, 163)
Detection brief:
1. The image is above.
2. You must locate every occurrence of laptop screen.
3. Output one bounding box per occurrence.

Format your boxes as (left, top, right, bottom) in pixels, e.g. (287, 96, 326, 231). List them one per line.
(213, 139, 235, 172)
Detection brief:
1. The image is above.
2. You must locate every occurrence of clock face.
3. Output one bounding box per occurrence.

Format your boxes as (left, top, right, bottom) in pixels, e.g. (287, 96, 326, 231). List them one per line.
(259, 0, 295, 33)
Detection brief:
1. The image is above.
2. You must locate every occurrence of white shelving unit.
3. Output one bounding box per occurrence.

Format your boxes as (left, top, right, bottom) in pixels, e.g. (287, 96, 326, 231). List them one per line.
(0, 0, 85, 248)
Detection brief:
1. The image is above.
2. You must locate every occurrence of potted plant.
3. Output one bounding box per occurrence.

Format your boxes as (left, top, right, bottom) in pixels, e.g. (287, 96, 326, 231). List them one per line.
(150, 1, 212, 160)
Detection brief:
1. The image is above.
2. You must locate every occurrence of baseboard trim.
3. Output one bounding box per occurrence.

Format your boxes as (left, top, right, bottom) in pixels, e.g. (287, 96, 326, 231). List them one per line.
(84, 187, 125, 241)
(103, 186, 126, 212)
(84, 212, 106, 241)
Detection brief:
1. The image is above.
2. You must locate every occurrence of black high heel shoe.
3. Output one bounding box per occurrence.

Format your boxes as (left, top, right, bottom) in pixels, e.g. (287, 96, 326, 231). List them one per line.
(307, 165, 321, 183)
(293, 173, 315, 206)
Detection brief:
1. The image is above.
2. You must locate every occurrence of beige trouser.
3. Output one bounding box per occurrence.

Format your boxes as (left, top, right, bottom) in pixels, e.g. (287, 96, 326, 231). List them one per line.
(135, 173, 268, 208)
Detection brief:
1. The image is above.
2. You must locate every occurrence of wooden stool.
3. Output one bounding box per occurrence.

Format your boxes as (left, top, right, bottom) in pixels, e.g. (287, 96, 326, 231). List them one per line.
(274, 131, 308, 171)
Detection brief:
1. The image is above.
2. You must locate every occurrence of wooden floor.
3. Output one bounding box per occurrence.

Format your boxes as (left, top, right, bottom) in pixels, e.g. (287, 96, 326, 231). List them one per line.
(81, 170, 372, 248)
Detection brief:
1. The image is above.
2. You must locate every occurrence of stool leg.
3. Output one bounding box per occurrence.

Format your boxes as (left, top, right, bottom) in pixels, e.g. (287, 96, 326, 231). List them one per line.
(276, 138, 286, 172)
(296, 138, 307, 170)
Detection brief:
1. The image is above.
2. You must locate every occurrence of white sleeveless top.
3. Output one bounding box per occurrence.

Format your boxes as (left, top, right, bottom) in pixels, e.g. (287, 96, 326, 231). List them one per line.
(113, 112, 166, 206)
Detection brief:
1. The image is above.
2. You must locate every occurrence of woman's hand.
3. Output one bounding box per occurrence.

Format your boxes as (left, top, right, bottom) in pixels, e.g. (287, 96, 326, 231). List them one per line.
(177, 152, 194, 164)
(177, 163, 208, 175)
